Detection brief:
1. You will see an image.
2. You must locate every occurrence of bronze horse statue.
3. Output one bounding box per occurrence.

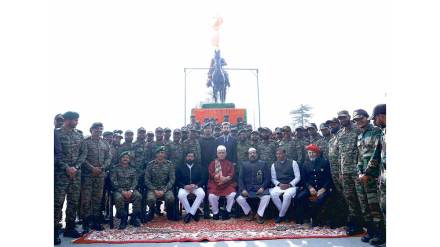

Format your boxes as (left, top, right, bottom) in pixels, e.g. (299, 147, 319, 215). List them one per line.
(207, 50, 230, 103)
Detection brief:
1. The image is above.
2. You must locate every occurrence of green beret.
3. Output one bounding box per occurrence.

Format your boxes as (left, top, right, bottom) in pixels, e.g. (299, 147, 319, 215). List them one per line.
(63, 111, 79, 120)
(119, 151, 131, 159)
(155, 146, 167, 154)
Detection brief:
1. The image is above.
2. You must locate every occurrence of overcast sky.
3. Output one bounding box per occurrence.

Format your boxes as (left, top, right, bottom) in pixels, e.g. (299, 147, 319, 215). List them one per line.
(49, 0, 389, 134)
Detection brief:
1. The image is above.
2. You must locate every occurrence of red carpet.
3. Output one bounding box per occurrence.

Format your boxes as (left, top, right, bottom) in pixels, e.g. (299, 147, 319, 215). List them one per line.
(73, 217, 352, 244)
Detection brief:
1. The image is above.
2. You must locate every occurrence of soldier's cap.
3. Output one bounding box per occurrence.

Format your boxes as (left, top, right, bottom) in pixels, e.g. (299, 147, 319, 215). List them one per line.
(113, 129, 123, 135)
(155, 146, 167, 154)
(125, 130, 134, 134)
(337, 110, 350, 118)
(352, 109, 369, 120)
(319, 123, 329, 130)
(274, 127, 282, 133)
(54, 114, 64, 120)
(305, 144, 320, 153)
(282, 126, 292, 132)
(189, 127, 200, 133)
(257, 127, 263, 132)
(147, 131, 154, 136)
(155, 127, 164, 132)
(113, 133, 123, 139)
(164, 127, 171, 133)
(63, 111, 79, 120)
(119, 151, 131, 159)
(295, 126, 305, 131)
(103, 131, 113, 137)
(137, 127, 146, 133)
(325, 119, 336, 125)
(173, 128, 181, 134)
(369, 104, 386, 120)
(251, 130, 259, 135)
(181, 127, 189, 132)
(262, 127, 271, 133)
(91, 122, 104, 129)
(306, 123, 318, 130)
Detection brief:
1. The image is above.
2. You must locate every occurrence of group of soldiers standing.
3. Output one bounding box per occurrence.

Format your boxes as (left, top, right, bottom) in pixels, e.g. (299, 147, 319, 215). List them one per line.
(54, 103, 386, 247)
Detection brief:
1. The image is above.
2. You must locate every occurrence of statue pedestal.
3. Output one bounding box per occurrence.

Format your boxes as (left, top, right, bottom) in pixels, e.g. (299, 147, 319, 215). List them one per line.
(192, 103, 246, 125)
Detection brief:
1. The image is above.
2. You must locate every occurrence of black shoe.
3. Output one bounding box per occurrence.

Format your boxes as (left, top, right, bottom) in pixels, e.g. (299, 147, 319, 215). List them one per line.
(63, 222, 81, 238)
(369, 222, 386, 246)
(346, 226, 364, 236)
(222, 211, 231, 220)
(118, 213, 128, 230)
(245, 211, 255, 221)
(130, 214, 141, 227)
(54, 226, 61, 245)
(92, 216, 104, 231)
(184, 213, 192, 224)
(256, 214, 265, 224)
(212, 213, 220, 220)
(203, 210, 211, 219)
(275, 216, 285, 224)
(193, 210, 200, 222)
(361, 223, 375, 242)
(146, 210, 155, 222)
(82, 216, 91, 235)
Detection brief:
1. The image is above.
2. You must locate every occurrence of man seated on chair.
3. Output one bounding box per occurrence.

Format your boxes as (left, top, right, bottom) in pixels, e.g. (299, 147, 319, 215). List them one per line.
(208, 145, 237, 220)
(295, 144, 333, 227)
(270, 147, 301, 223)
(176, 151, 206, 223)
(144, 146, 176, 221)
(110, 151, 142, 229)
(236, 148, 271, 224)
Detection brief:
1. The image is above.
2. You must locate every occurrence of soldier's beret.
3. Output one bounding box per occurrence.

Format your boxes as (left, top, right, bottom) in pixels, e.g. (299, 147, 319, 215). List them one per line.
(155, 146, 167, 153)
(63, 111, 79, 120)
(164, 128, 171, 133)
(119, 151, 131, 159)
(173, 128, 181, 133)
(155, 127, 164, 132)
(337, 110, 350, 118)
(370, 104, 386, 120)
(352, 109, 369, 120)
(91, 122, 104, 129)
(103, 131, 113, 137)
(137, 127, 146, 133)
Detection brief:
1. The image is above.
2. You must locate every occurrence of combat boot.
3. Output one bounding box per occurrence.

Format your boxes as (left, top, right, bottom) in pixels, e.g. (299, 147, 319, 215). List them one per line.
(92, 216, 104, 231)
(63, 221, 81, 238)
(82, 216, 92, 235)
(118, 212, 128, 230)
(130, 213, 141, 227)
(54, 226, 61, 245)
(361, 222, 376, 242)
(346, 217, 364, 236)
(369, 222, 386, 246)
(146, 207, 155, 222)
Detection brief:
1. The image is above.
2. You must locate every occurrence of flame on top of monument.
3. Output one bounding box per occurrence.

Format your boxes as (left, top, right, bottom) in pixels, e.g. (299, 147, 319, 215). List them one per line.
(211, 16, 223, 48)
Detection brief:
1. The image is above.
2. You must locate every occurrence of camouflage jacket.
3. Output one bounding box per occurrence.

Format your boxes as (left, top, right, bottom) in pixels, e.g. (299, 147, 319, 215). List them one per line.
(182, 139, 201, 165)
(357, 124, 382, 178)
(110, 164, 138, 192)
(257, 139, 277, 166)
(56, 127, 84, 171)
(278, 138, 303, 163)
(316, 135, 331, 161)
(77, 136, 111, 176)
(336, 125, 361, 175)
(237, 140, 252, 164)
(168, 140, 184, 167)
(133, 140, 149, 175)
(144, 159, 175, 192)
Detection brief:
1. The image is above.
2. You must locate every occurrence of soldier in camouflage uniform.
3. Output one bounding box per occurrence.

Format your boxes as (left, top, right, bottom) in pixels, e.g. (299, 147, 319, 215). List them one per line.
(278, 126, 304, 164)
(133, 128, 149, 177)
(144, 146, 176, 221)
(371, 104, 386, 216)
(145, 131, 155, 163)
(307, 123, 323, 144)
(249, 130, 260, 150)
(54, 111, 83, 241)
(353, 109, 385, 245)
(316, 123, 332, 161)
(110, 151, 142, 229)
(118, 130, 135, 158)
(164, 127, 172, 145)
(182, 128, 202, 165)
(335, 110, 364, 235)
(77, 122, 111, 233)
(236, 129, 252, 178)
(181, 127, 189, 142)
(168, 129, 184, 167)
(294, 126, 308, 165)
(257, 127, 277, 168)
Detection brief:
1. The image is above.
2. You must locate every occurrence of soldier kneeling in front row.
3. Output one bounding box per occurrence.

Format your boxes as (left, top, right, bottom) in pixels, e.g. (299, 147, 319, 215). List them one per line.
(110, 151, 142, 230)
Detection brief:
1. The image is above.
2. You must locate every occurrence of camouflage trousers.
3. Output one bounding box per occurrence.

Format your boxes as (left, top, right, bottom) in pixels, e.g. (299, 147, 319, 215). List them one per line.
(113, 190, 142, 214)
(80, 175, 105, 218)
(146, 190, 175, 209)
(355, 176, 384, 224)
(379, 173, 386, 216)
(54, 170, 81, 226)
(340, 172, 363, 220)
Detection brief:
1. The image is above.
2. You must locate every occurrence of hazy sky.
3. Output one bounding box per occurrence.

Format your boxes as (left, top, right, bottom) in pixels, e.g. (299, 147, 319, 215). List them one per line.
(49, 0, 389, 134)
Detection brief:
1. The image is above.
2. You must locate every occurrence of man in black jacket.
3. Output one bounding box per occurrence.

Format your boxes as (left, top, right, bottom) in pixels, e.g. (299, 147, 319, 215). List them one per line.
(216, 122, 237, 165)
(176, 152, 206, 223)
(295, 144, 333, 226)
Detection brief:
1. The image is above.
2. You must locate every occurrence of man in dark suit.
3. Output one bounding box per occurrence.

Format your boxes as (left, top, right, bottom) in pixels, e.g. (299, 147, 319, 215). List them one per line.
(216, 122, 237, 165)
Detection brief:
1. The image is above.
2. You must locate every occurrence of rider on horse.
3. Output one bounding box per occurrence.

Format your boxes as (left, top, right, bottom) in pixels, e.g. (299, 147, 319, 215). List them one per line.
(207, 49, 230, 87)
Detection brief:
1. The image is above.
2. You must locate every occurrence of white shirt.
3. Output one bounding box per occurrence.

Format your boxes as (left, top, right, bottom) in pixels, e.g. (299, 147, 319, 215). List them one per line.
(271, 159, 301, 187)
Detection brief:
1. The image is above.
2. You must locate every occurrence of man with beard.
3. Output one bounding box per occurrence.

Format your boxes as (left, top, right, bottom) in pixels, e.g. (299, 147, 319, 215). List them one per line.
(180, 127, 189, 142)
(353, 109, 385, 246)
(236, 148, 271, 224)
(78, 122, 111, 233)
(249, 130, 260, 150)
(118, 130, 135, 158)
(164, 128, 172, 145)
(54, 111, 83, 244)
(335, 110, 364, 235)
(168, 128, 184, 167)
(176, 152, 206, 223)
(199, 124, 218, 218)
(216, 122, 237, 166)
(145, 131, 155, 163)
(269, 147, 301, 223)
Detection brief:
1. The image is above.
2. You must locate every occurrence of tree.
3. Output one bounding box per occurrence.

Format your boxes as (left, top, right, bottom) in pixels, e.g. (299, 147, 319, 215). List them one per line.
(290, 104, 313, 127)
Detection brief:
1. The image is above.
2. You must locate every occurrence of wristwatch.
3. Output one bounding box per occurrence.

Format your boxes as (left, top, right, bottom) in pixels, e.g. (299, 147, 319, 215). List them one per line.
(129, 190, 134, 193)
